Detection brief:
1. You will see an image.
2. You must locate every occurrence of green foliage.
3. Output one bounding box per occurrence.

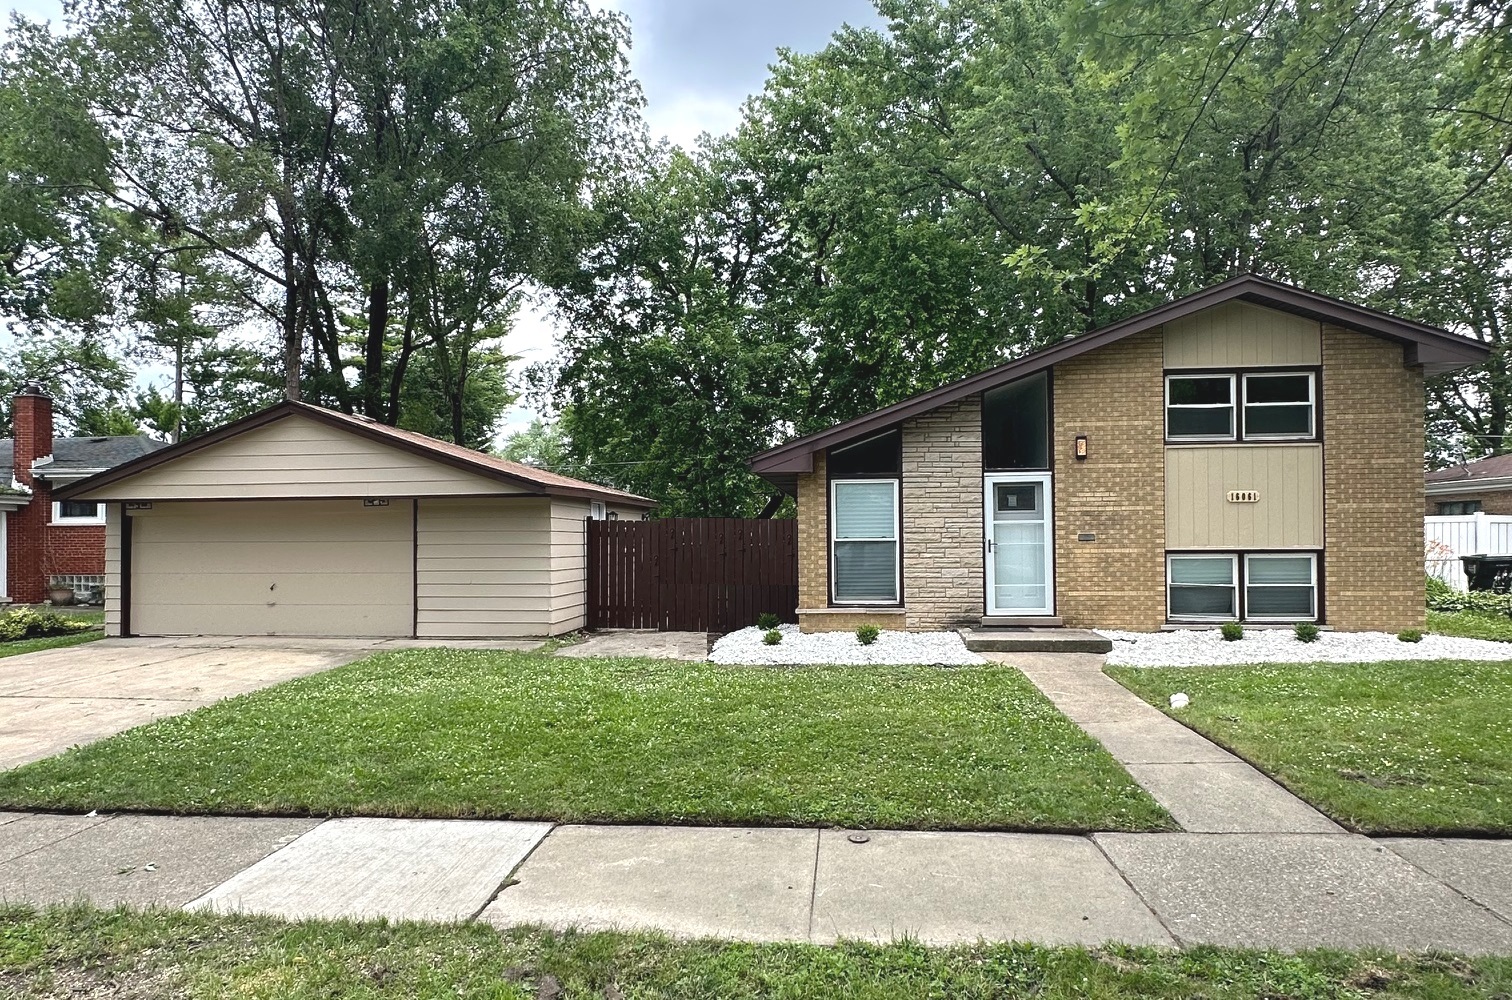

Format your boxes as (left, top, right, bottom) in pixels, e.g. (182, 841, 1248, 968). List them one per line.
(755, 612, 780, 630)
(499, 418, 587, 480)
(1293, 622, 1319, 643)
(1427, 586, 1512, 616)
(762, 628, 783, 646)
(1397, 629, 1424, 643)
(855, 624, 880, 645)
(1220, 622, 1244, 642)
(1429, 610, 1512, 643)
(0, 608, 95, 642)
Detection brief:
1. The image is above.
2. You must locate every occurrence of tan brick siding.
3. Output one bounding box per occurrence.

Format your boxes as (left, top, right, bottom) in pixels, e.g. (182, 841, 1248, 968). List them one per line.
(1323, 325, 1425, 631)
(798, 609, 907, 633)
(795, 451, 828, 611)
(1425, 490, 1512, 516)
(1053, 328, 1167, 630)
(902, 396, 984, 630)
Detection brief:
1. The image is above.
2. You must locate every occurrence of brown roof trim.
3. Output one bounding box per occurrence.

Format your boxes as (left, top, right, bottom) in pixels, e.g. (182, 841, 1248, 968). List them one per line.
(750, 273, 1489, 476)
(57, 400, 655, 506)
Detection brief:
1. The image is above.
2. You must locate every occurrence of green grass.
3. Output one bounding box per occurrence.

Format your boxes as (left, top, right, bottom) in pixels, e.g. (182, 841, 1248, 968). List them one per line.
(0, 628, 103, 659)
(0, 650, 1171, 831)
(1107, 660, 1512, 834)
(4, 906, 1509, 999)
(1430, 609, 1512, 641)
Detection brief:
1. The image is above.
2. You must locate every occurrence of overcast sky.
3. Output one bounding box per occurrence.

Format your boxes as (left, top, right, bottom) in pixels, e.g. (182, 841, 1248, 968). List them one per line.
(3, 0, 882, 436)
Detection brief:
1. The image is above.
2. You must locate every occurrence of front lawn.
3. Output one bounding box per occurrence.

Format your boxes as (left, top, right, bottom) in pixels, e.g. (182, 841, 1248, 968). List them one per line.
(1108, 660, 1512, 835)
(0, 629, 103, 659)
(1430, 609, 1512, 642)
(5, 906, 1510, 999)
(0, 650, 1171, 831)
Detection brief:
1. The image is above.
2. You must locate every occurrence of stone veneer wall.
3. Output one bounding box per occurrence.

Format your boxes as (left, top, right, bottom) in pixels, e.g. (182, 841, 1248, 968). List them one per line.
(1052, 327, 1167, 630)
(1322, 325, 1425, 631)
(901, 396, 984, 630)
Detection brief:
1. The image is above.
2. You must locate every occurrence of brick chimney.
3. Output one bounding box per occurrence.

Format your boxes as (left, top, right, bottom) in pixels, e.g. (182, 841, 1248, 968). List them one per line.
(12, 384, 53, 487)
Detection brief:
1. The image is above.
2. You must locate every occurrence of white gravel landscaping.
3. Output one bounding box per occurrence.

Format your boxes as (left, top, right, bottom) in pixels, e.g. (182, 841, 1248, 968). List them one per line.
(708, 624, 986, 666)
(1098, 627, 1512, 666)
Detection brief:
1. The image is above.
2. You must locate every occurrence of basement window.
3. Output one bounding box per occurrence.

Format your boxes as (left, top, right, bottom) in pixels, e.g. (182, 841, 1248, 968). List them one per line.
(1167, 554, 1238, 620)
(51, 501, 105, 526)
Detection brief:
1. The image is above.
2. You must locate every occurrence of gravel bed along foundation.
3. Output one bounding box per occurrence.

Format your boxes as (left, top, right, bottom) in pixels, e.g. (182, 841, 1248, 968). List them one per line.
(708, 625, 985, 666)
(1098, 627, 1512, 666)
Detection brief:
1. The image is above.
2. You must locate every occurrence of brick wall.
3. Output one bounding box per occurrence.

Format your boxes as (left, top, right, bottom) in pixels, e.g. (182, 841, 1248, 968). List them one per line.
(1425, 490, 1512, 516)
(1052, 328, 1167, 630)
(3, 478, 107, 604)
(901, 396, 984, 630)
(1323, 325, 1425, 631)
(795, 451, 828, 612)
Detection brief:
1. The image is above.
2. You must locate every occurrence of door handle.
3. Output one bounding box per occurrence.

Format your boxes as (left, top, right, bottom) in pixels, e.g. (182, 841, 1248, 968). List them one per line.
(986, 537, 993, 553)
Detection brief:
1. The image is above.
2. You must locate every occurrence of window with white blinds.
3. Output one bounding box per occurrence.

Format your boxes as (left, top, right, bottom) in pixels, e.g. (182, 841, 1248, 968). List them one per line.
(831, 479, 899, 604)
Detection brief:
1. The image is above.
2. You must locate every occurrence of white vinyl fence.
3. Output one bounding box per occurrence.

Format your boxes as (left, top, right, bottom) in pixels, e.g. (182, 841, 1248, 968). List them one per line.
(1426, 513, 1512, 590)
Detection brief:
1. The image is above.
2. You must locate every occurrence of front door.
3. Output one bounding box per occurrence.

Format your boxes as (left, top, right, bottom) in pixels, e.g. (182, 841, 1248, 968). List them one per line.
(984, 473, 1054, 617)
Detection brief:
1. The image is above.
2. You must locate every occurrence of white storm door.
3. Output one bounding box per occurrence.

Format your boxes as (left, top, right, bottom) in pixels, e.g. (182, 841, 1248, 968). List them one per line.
(984, 473, 1054, 616)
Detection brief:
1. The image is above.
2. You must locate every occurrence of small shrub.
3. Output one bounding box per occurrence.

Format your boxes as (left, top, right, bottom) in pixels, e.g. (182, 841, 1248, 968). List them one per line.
(1425, 575, 1512, 616)
(755, 612, 780, 630)
(855, 624, 880, 646)
(1220, 621, 1244, 642)
(0, 608, 94, 642)
(1398, 628, 1423, 643)
(762, 628, 783, 646)
(1293, 622, 1320, 643)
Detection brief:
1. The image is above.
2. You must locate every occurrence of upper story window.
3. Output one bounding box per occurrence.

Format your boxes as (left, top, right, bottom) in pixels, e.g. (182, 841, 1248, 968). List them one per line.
(51, 501, 105, 526)
(1165, 370, 1317, 443)
(983, 372, 1049, 470)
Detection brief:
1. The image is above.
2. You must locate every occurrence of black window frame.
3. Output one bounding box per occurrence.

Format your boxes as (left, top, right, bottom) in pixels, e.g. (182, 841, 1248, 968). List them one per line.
(1436, 500, 1483, 516)
(1166, 550, 1322, 623)
(982, 370, 1054, 472)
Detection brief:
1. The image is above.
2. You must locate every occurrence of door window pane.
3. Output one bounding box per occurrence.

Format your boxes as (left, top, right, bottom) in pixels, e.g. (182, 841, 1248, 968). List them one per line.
(994, 483, 1040, 516)
(832, 480, 898, 603)
(983, 372, 1049, 469)
(1166, 376, 1235, 439)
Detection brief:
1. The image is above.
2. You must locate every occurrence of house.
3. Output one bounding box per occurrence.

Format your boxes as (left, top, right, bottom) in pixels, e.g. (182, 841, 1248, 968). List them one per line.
(750, 274, 1489, 633)
(1425, 454, 1512, 516)
(1, 386, 167, 605)
(56, 400, 653, 637)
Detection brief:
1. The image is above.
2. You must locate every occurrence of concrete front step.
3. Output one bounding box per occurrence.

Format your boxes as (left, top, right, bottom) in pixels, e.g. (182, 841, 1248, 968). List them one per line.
(959, 627, 1113, 654)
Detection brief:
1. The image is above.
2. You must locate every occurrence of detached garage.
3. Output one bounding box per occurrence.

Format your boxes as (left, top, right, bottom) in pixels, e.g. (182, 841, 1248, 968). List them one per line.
(57, 401, 653, 638)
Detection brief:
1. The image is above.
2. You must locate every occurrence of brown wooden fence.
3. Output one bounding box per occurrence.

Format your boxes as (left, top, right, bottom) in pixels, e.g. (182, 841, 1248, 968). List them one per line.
(586, 518, 798, 633)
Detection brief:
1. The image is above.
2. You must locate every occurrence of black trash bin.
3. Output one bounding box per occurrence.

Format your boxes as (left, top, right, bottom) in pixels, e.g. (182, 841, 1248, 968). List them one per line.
(1461, 554, 1512, 593)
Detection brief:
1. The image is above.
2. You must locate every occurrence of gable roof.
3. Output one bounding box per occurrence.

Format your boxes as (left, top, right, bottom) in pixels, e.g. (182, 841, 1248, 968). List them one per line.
(1426, 453, 1512, 490)
(55, 400, 655, 506)
(1, 434, 167, 483)
(750, 273, 1489, 481)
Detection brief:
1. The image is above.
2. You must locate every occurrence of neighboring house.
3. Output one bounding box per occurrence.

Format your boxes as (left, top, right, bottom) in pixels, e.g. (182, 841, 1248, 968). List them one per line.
(750, 274, 1489, 634)
(1, 386, 166, 605)
(1425, 454, 1512, 516)
(57, 400, 652, 638)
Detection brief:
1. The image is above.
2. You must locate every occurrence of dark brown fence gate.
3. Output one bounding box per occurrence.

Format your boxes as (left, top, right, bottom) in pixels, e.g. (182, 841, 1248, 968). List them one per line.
(586, 518, 798, 633)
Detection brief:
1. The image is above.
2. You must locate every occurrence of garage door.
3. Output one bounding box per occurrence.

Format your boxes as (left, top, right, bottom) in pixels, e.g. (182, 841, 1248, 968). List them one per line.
(129, 500, 413, 636)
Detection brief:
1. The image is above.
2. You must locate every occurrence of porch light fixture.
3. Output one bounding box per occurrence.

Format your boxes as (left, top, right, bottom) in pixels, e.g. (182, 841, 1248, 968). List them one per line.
(1074, 434, 1089, 461)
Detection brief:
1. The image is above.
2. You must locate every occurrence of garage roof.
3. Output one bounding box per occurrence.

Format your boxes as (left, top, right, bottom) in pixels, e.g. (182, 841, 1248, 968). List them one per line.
(57, 400, 655, 506)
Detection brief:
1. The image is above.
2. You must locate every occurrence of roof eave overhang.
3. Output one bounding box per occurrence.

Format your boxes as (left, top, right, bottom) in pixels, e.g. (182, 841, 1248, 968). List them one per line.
(1426, 476, 1512, 495)
(749, 274, 1491, 477)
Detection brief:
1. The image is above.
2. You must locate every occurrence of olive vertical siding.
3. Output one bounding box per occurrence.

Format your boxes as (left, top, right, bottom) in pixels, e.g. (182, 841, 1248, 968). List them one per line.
(415, 497, 554, 638)
(104, 503, 122, 637)
(1164, 301, 1322, 368)
(1165, 444, 1324, 549)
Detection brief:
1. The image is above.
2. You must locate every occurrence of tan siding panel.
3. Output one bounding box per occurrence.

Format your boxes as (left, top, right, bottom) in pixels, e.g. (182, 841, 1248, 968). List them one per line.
(104, 504, 123, 636)
(1165, 445, 1323, 549)
(75, 413, 526, 500)
(548, 499, 590, 629)
(129, 500, 412, 636)
(414, 497, 557, 638)
(1164, 301, 1322, 368)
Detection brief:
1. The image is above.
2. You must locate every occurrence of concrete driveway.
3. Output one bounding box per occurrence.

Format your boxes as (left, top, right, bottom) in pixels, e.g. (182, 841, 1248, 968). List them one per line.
(0, 638, 381, 769)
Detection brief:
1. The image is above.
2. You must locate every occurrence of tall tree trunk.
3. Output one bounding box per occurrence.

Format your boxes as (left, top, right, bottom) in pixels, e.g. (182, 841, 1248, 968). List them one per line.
(363, 275, 389, 418)
(282, 276, 301, 401)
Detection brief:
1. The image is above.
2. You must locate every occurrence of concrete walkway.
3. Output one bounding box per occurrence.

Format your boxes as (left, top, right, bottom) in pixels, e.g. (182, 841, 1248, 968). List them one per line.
(0, 637, 541, 770)
(2, 812, 1511, 954)
(556, 631, 710, 661)
(992, 651, 1342, 834)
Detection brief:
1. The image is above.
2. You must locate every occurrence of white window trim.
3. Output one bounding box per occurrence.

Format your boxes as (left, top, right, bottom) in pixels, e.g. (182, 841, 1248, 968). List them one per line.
(830, 478, 901, 606)
(1167, 553, 1239, 621)
(1165, 374, 1237, 442)
(1242, 372, 1316, 440)
(589, 501, 606, 520)
(1244, 553, 1319, 622)
(51, 501, 106, 526)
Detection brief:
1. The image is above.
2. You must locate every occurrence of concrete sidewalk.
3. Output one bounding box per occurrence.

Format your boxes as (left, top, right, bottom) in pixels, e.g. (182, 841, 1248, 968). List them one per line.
(996, 652, 1343, 834)
(2, 812, 1510, 954)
